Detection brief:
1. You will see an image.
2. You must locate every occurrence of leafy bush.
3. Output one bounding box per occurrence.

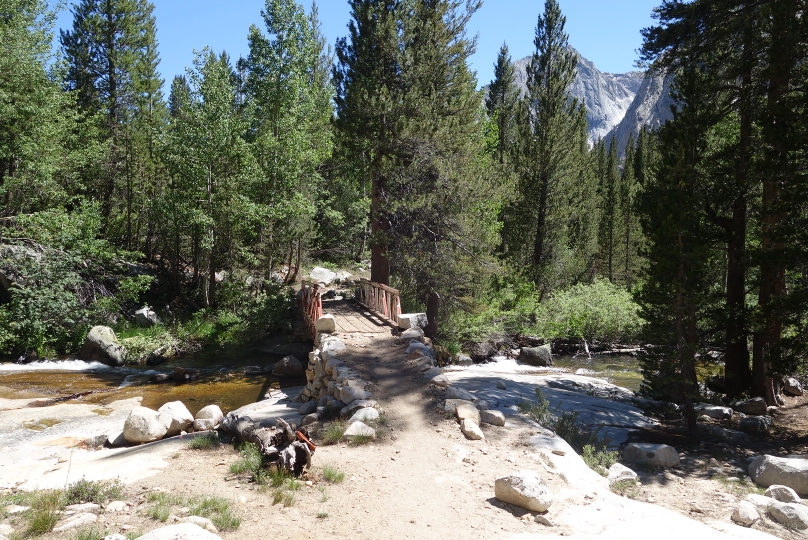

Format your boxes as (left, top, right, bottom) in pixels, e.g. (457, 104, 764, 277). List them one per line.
(532, 279, 644, 343)
(581, 444, 619, 475)
(65, 479, 123, 505)
(517, 388, 554, 427)
(553, 411, 610, 453)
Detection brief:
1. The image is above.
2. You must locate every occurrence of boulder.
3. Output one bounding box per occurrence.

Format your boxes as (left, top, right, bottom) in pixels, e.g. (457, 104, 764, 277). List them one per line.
(469, 342, 497, 362)
(350, 407, 379, 423)
(340, 400, 378, 418)
(398, 313, 427, 329)
(79, 325, 126, 367)
(738, 415, 772, 433)
(135, 523, 223, 540)
(406, 341, 434, 358)
(272, 355, 305, 377)
(473, 399, 490, 410)
(401, 327, 425, 341)
(518, 345, 552, 367)
(744, 494, 775, 512)
(339, 384, 371, 404)
(623, 443, 680, 468)
(123, 406, 169, 443)
(749, 455, 808, 495)
(299, 401, 317, 415)
(454, 354, 473, 367)
(310, 267, 337, 285)
(429, 374, 451, 387)
(455, 403, 481, 425)
(106, 501, 129, 512)
(768, 501, 808, 530)
(344, 421, 375, 439)
(765, 485, 802, 503)
(182, 516, 218, 533)
(731, 501, 760, 527)
(784, 378, 804, 397)
(444, 399, 475, 414)
(733, 397, 768, 416)
(607, 463, 638, 485)
(494, 470, 553, 512)
(314, 314, 336, 333)
(423, 367, 443, 379)
(107, 430, 127, 447)
(157, 401, 194, 437)
(445, 386, 476, 401)
(693, 403, 732, 420)
(193, 405, 223, 431)
(53, 513, 97, 532)
(134, 307, 158, 327)
(480, 410, 505, 427)
(300, 414, 318, 427)
(460, 419, 485, 440)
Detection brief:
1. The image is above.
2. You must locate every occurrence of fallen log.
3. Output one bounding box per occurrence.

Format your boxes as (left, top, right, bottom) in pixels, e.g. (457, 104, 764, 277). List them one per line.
(224, 414, 314, 477)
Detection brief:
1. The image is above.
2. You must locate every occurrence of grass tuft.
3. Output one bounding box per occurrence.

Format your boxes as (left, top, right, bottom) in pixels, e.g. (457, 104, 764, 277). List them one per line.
(316, 511, 329, 519)
(321, 422, 347, 445)
(611, 479, 640, 498)
(348, 434, 374, 446)
(229, 442, 263, 475)
(71, 528, 105, 540)
(322, 464, 345, 484)
(186, 431, 220, 450)
(27, 490, 65, 535)
(65, 478, 123, 505)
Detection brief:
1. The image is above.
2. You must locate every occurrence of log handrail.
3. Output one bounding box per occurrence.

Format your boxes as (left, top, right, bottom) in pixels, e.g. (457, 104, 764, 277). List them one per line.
(356, 278, 401, 326)
(300, 280, 323, 339)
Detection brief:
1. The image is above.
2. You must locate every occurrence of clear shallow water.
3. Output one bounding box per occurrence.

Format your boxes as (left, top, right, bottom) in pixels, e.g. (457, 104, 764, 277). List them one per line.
(550, 355, 642, 392)
(0, 353, 303, 414)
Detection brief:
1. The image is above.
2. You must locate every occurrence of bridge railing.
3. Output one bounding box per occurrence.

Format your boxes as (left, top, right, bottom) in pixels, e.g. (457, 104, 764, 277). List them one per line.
(356, 278, 401, 326)
(300, 280, 323, 339)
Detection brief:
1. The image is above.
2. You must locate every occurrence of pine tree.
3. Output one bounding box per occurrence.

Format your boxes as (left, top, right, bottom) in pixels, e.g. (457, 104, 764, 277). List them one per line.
(503, 0, 590, 296)
(597, 137, 620, 282)
(60, 0, 164, 236)
(334, 0, 404, 286)
(486, 43, 519, 165)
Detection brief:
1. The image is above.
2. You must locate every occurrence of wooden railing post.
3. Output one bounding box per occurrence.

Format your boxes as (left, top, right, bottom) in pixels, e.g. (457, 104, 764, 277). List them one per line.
(356, 278, 401, 326)
(300, 280, 323, 339)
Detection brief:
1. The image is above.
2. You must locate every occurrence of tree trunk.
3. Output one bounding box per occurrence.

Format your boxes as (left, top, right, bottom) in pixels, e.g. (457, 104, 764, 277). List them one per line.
(370, 169, 389, 285)
(725, 196, 751, 397)
(425, 291, 439, 339)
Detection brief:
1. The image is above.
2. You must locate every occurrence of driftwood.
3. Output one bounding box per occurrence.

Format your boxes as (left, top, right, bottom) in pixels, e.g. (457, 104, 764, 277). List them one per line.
(226, 415, 315, 477)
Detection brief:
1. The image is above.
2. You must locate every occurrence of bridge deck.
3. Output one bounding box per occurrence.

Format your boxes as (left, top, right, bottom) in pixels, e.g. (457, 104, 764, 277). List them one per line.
(321, 298, 392, 335)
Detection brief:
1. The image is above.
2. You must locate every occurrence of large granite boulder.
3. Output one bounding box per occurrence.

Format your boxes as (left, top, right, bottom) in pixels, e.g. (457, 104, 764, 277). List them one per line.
(314, 314, 336, 333)
(398, 313, 427, 329)
(518, 345, 552, 367)
(784, 378, 804, 397)
(623, 443, 680, 468)
(494, 470, 553, 512)
(123, 406, 169, 443)
(765, 485, 802, 503)
(749, 455, 808, 495)
(310, 267, 336, 285)
(193, 405, 223, 431)
(731, 500, 760, 527)
(460, 419, 485, 440)
(157, 401, 194, 436)
(769, 501, 808, 530)
(456, 403, 481, 425)
(607, 463, 638, 485)
(134, 307, 158, 327)
(272, 356, 305, 377)
(733, 397, 768, 416)
(79, 326, 126, 366)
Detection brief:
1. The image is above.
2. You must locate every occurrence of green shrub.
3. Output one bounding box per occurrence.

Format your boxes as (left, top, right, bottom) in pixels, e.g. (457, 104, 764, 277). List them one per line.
(229, 443, 263, 475)
(186, 431, 220, 450)
(553, 411, 610, 453)
(581, 444, 619, 475)
(532, 279, 644, 343)
(517, 388, 555, 427)
(65, 478, 123, 505)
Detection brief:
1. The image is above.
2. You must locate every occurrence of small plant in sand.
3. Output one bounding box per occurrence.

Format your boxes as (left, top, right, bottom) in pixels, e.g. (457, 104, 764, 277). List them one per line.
(581, 445, 619, 476)
(322, 422, 347, 445)
(229, 442, 263, 475)
(65, 478, 123, 505)
(322, 464, 345, 484)
(186, 431, 220, 450)
(517, 388, 554, 427)
(27, 490, 66, 535)
(611, 479, 640, 499)
(72, 527, 105, 540)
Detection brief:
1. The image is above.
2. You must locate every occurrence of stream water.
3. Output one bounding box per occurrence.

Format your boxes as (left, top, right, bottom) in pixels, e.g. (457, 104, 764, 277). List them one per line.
(0, 351, 643, 419)
(0, 352, 306, 415)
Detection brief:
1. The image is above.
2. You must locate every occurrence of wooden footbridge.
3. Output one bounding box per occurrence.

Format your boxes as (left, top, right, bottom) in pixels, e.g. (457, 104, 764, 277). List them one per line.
(300, 279, 404, 337)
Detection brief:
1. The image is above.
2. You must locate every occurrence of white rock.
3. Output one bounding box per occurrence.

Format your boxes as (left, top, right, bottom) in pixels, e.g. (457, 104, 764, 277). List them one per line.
(623, 443, 680, 468)
(182, 516, 218, 533)
(65, 502, 100, 512)
(769, 500, 808, 530)
(135, 523, 223, 539)
(102, 535, 127, 540)
(445, 386, 476, 401)
(423, 367, 443, 379)
(784, 378, 803, 396)
(0, 525, 13, 536)
(456, 403, 481, 425)
(106, 500, 130, 512)
(349, 408, 379, 423)
(454, 354, 473, 366)
(53, 513, 97, 532)
(193, 419, 216, 431)
(158, 401, 194, 437)
(743, 493, 775, 512)
(480, 410, 506, 426)
(5, 505, 29, 514)
(344, 421, 376, 439)
(406, 341, 434, 357)
(733, 397, 768, 416)
(401, 327, 425, 341)
(494, 470, 553, 512)
(123, 406, 169, 443)
(429, 374, 451, 387)
(310, 267, 337, 285)
(607, 463, 638, 485)
(398, 313, 427, 329)
(460, 418, 485, 440)
(195, 405, 223, 423)
(444, 399, 475, 414)
(134, 307, 158, 327)
(694, 403, 732, 420)
(749, 455, 808, 495)
(731, 500, 760, 526)
(765, 484, 802, 503)
(314, 314, 336, 333)
(340, 385, 371, 403)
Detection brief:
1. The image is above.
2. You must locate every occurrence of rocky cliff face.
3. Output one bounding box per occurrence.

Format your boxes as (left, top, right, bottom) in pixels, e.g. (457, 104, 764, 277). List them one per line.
(508, 47, 674, 147)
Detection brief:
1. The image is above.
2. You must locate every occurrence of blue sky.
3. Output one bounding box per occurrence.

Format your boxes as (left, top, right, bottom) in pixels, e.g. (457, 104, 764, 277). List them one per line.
(52, 0, 660, 88)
